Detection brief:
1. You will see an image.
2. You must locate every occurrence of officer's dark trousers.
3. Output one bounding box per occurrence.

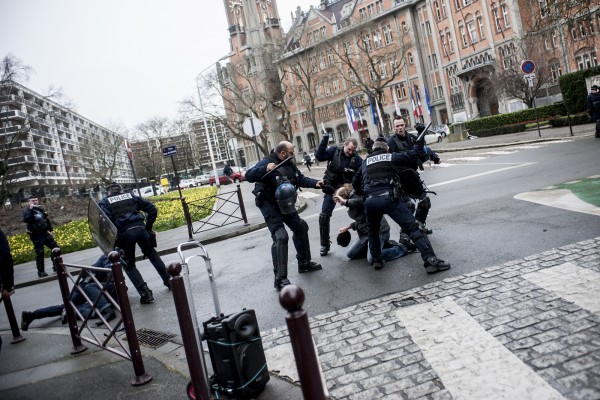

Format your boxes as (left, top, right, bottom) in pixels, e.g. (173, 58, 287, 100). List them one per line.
(259, 200, 311, 265)
(365, 194, 435, 262)
(30, 232, 58, 272)
(116, 225, 170, 286)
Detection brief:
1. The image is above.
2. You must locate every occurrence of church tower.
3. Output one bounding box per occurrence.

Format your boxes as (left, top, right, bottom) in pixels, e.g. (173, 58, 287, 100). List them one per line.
(221, 0, 285, 162)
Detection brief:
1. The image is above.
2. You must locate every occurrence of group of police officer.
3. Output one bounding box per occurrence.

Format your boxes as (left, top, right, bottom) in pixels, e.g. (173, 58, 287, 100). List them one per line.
(246, 117, 450, 291)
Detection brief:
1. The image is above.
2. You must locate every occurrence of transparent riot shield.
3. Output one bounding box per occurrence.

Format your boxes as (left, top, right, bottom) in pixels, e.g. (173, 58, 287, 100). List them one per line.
(88, 198, 118, 255)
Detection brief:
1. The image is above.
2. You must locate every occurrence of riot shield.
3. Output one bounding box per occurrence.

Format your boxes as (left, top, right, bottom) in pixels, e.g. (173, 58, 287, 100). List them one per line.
(88, 198, 118, 255)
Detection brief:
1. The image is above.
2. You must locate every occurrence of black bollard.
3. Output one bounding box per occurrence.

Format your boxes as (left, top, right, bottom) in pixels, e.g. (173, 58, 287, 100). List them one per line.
(2, 295, 26, 343)
(53, 248, 87, 354)
(108, 251, 152, 386)
(167, 261, 211, 400)
(236, 184, 248, 225)
(280, 285, 326, 400)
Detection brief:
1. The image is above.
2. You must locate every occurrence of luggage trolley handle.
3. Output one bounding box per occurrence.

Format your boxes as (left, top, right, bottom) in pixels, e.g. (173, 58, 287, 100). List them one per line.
(177, 240, 222, 318)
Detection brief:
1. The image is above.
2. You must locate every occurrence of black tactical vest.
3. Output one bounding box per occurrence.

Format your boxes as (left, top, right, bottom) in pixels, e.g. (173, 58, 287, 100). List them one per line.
(363, 151, 396, 195)
(106, 193, 139, 219)
(324, 147, 358, 188)
(392, 134, 412, 152)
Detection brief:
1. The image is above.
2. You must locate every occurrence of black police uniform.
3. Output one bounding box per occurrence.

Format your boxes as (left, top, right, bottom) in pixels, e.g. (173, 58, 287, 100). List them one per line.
(315, 135, 362, 256)
(354, 142, 450, 273)
(98, 187, 169, 301)
(586, 86, 600, 138)
(245, 153, 322, 290)
(387, 127, 440, 234)
(0, 227, 14, 294)
(22, 203, 58, 277)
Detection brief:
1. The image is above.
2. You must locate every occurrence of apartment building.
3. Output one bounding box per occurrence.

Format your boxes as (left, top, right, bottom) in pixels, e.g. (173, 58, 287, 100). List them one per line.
(0, 81, 133, 202)
(220, 0, 599, 158)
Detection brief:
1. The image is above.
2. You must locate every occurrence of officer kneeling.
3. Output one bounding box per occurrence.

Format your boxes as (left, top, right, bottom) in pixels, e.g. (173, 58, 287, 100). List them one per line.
(245, 141, 324, 291)
(353, 139, 451, 273)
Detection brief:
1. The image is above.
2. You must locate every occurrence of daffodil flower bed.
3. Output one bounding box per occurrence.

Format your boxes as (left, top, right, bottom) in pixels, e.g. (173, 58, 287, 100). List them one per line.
(8, 186, 217, 265)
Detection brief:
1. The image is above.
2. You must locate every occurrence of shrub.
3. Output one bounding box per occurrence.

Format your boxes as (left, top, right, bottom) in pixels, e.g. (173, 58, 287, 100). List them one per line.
(549, 113, 593, 127)
(559, 65, 600, 113)
(470, 124, 527, 138)
(466, 103, 567, 133)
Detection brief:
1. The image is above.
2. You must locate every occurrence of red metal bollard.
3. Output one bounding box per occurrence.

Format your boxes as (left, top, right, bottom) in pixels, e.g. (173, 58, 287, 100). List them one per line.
(53, 248, 87, 354)
(108, 251, 152, 386)
(167, 261, 211, 400)
(279, 285, 326, 400)
(2, 295, 26, 344)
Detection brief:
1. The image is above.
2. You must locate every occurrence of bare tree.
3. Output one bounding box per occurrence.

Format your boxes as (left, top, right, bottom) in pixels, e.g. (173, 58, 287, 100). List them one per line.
(134, 117, 171, 181)
(76, 122, 127, 186)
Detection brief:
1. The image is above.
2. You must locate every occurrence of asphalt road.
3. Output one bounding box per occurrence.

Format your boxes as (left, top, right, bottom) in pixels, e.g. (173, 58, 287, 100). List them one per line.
(10, 136, 600, 337)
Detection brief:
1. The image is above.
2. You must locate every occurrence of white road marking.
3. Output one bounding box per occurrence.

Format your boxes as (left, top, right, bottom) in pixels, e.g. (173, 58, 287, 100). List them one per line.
(479, 150, 517, 155)
(445, 156, 488, 161)
(396, 297, 565, 400)
(514, 189, 600, 216)
(524, 262, 600, 314)
(299, 191, 322, 199)
(428, 162, 536, 188)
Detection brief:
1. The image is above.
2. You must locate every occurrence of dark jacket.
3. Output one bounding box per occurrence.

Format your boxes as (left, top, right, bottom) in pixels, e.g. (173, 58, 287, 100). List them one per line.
(316, 135, 363, 188)
(0, 228, 14, 290)
(22, 205, 53, 234)
(98, 193, 158, 232)
(587, 92, 600, 120)
(345, 193, 390, 244)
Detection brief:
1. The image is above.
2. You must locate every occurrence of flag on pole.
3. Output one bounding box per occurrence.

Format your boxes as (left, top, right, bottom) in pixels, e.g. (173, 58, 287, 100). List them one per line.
(409, 86, 418, 119)
(354, 102, 364, 131)
(344, 98, 355, 132)
(391, 86, 401, 116)
(414, 84, 423, 117)
(124, 139, 133, 161)
(368, 95, 378, 127)
(375, 96, 384, 130)
(424, 85, 432, 115)
(349, 99, 359, 131)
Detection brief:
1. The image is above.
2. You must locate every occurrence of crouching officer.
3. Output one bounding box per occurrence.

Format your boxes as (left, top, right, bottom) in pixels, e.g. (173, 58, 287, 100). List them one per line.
(353, 139, 451, 273)
(98, 183, 170, 303)
(315, 134, 362, 256)
(245, 141, 324, 291)
(22, 194, 59, 277)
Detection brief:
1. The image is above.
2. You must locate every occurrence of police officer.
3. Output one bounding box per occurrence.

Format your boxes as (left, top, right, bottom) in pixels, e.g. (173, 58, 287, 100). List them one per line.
(22, 194, 58, 277)
(245, 141, 324, 291)
(387, 116, 440, 236)
(586, 84, 600, 138)
(98, 183, 169, 303)
(353, 139, 450, 273)
(315, 134, 362, 256)
(1, 227, 15, 351)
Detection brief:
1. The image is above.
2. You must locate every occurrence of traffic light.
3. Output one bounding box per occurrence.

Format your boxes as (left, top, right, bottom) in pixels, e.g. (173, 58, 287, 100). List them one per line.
(203, 309, 270, 399)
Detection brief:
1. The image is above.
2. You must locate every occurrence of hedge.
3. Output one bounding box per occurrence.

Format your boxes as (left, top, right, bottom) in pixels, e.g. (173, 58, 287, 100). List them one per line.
(549, 113, 593, 127)
(465, 103, 567, 133)
(470, 124, 527, 137)
(558, 65, 600, 113)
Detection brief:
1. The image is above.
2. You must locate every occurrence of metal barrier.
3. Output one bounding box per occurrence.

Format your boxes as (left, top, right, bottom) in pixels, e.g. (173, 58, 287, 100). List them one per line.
(53, 248, 152, 386)
(183, 184, 248, 237)
(280, 285, 327, 400)
(1, 294, 26, 344)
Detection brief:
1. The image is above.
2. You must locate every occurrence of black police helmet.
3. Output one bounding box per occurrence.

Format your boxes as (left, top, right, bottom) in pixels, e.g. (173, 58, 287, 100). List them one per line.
(275, 181, 298, 214)
(337, 231, 351, 247)
(592, 85, 599, 91)
(108, 182, 122, 196)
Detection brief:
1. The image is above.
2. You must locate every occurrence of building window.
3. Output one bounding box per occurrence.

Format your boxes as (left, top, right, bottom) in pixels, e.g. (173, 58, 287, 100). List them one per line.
(447, 31, 454, 53)
(367, 3, 375, 16)
(459, 23, 468, 47)
(362, 33, 372, 52)
(407, 52, 414, 64)
(454, 0, 461, 11)
(359, 8, 367, 20)
(551, 29, 558, 47)
(368, 66, 377, 81)
(401, 21, 408, 33)
(538, 0, 548, 18)
(425, 21, 432, 36)
(477, 12, 485, 39)
(501, 2, 510, 28)
(432, 53, 439, 68)
(550, 61, 562, 83)
(383, 25, 393, 44)
(319, 53, 326, 69)
(327, 49, 334, 65)
(375, 0, 383, 13)
(344, 42, 353, 58)
(434, 1, 441, 20)
(492, 3, 502, 32)
(373, 30, 383, 48)
(576, 50, 598, 70)
(379, 60, 388, 78)
(463, 0, 471, 6)
(440, 31, 448, 56)
(441, 0, 448, 17)
(466, 17, 478, 43)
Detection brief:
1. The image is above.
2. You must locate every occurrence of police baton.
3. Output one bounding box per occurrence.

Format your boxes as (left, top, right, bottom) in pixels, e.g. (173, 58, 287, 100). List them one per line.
(261, 156, 294, 180)
(415, 122, 432, 143)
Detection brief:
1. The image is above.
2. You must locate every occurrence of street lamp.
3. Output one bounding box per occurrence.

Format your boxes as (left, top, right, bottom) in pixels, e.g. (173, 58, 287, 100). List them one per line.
(195, 55, 229, 187)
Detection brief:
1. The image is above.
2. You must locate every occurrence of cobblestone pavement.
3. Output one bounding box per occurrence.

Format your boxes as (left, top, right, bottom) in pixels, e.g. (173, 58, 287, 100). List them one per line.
(261, 237, 600, 400)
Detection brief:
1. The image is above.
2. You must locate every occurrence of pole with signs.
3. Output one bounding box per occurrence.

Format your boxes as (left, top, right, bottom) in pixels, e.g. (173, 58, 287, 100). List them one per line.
(243, 114, 263, 162)
(163, 145, 193, 240)
(521, 60, 541, 138)
(124, 139, 141, 194)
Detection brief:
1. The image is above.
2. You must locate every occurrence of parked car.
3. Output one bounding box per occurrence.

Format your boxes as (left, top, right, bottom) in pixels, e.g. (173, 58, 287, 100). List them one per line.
(194, 174, 210, 186)
(208, 167, 245, 185)
(132, 185, 166, 198)
(177, 178, 197, 189)
(407, 128, 443, 144)
(433, 124, 450, 137)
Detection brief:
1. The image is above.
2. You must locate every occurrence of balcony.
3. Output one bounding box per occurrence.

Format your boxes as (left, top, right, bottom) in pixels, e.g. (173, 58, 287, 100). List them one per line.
(0, 110, 27, 121)
(0, 125, 23, 134)
(30, 128, 53, 140)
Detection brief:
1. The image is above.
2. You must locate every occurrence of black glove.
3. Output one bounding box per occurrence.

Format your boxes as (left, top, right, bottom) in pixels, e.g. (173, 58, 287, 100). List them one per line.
(414, 123, 426, 134)
(322, 184, 336, 195)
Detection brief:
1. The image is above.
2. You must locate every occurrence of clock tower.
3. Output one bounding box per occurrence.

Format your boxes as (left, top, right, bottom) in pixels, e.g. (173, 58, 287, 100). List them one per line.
(221, 0, 285, 162)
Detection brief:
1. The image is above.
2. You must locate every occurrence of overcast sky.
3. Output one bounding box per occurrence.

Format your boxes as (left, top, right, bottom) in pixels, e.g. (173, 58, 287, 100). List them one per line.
(0, 0, 315, 130)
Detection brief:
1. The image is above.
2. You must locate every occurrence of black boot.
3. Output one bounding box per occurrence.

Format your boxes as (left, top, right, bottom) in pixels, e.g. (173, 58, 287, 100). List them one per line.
(319, 213, 331, 256)
(424, 256, 451, 274)
(21, 311, 34, 331)
(36, 258, 47, 278)
(398, 232, 417, 252)
(298, 260, 322, 273)
(372, 257, 385, 270)
(137, 284, 154, 304)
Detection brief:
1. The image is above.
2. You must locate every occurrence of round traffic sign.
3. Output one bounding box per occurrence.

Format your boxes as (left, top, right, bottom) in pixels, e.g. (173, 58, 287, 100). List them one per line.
(521, 60, 536, 74)
(242, 116, 263, 137)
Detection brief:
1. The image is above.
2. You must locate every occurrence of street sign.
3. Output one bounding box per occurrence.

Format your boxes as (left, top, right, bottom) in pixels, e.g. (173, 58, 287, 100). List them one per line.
(162, 145, 177, 157)
(524, 73, 535, 88)
(242, 116, 263, 137)
(521, 60, 536, 74)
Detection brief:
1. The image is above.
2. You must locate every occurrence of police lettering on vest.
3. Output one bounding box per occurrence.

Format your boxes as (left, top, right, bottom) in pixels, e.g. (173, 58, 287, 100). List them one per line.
(366, 153, 392, 165)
